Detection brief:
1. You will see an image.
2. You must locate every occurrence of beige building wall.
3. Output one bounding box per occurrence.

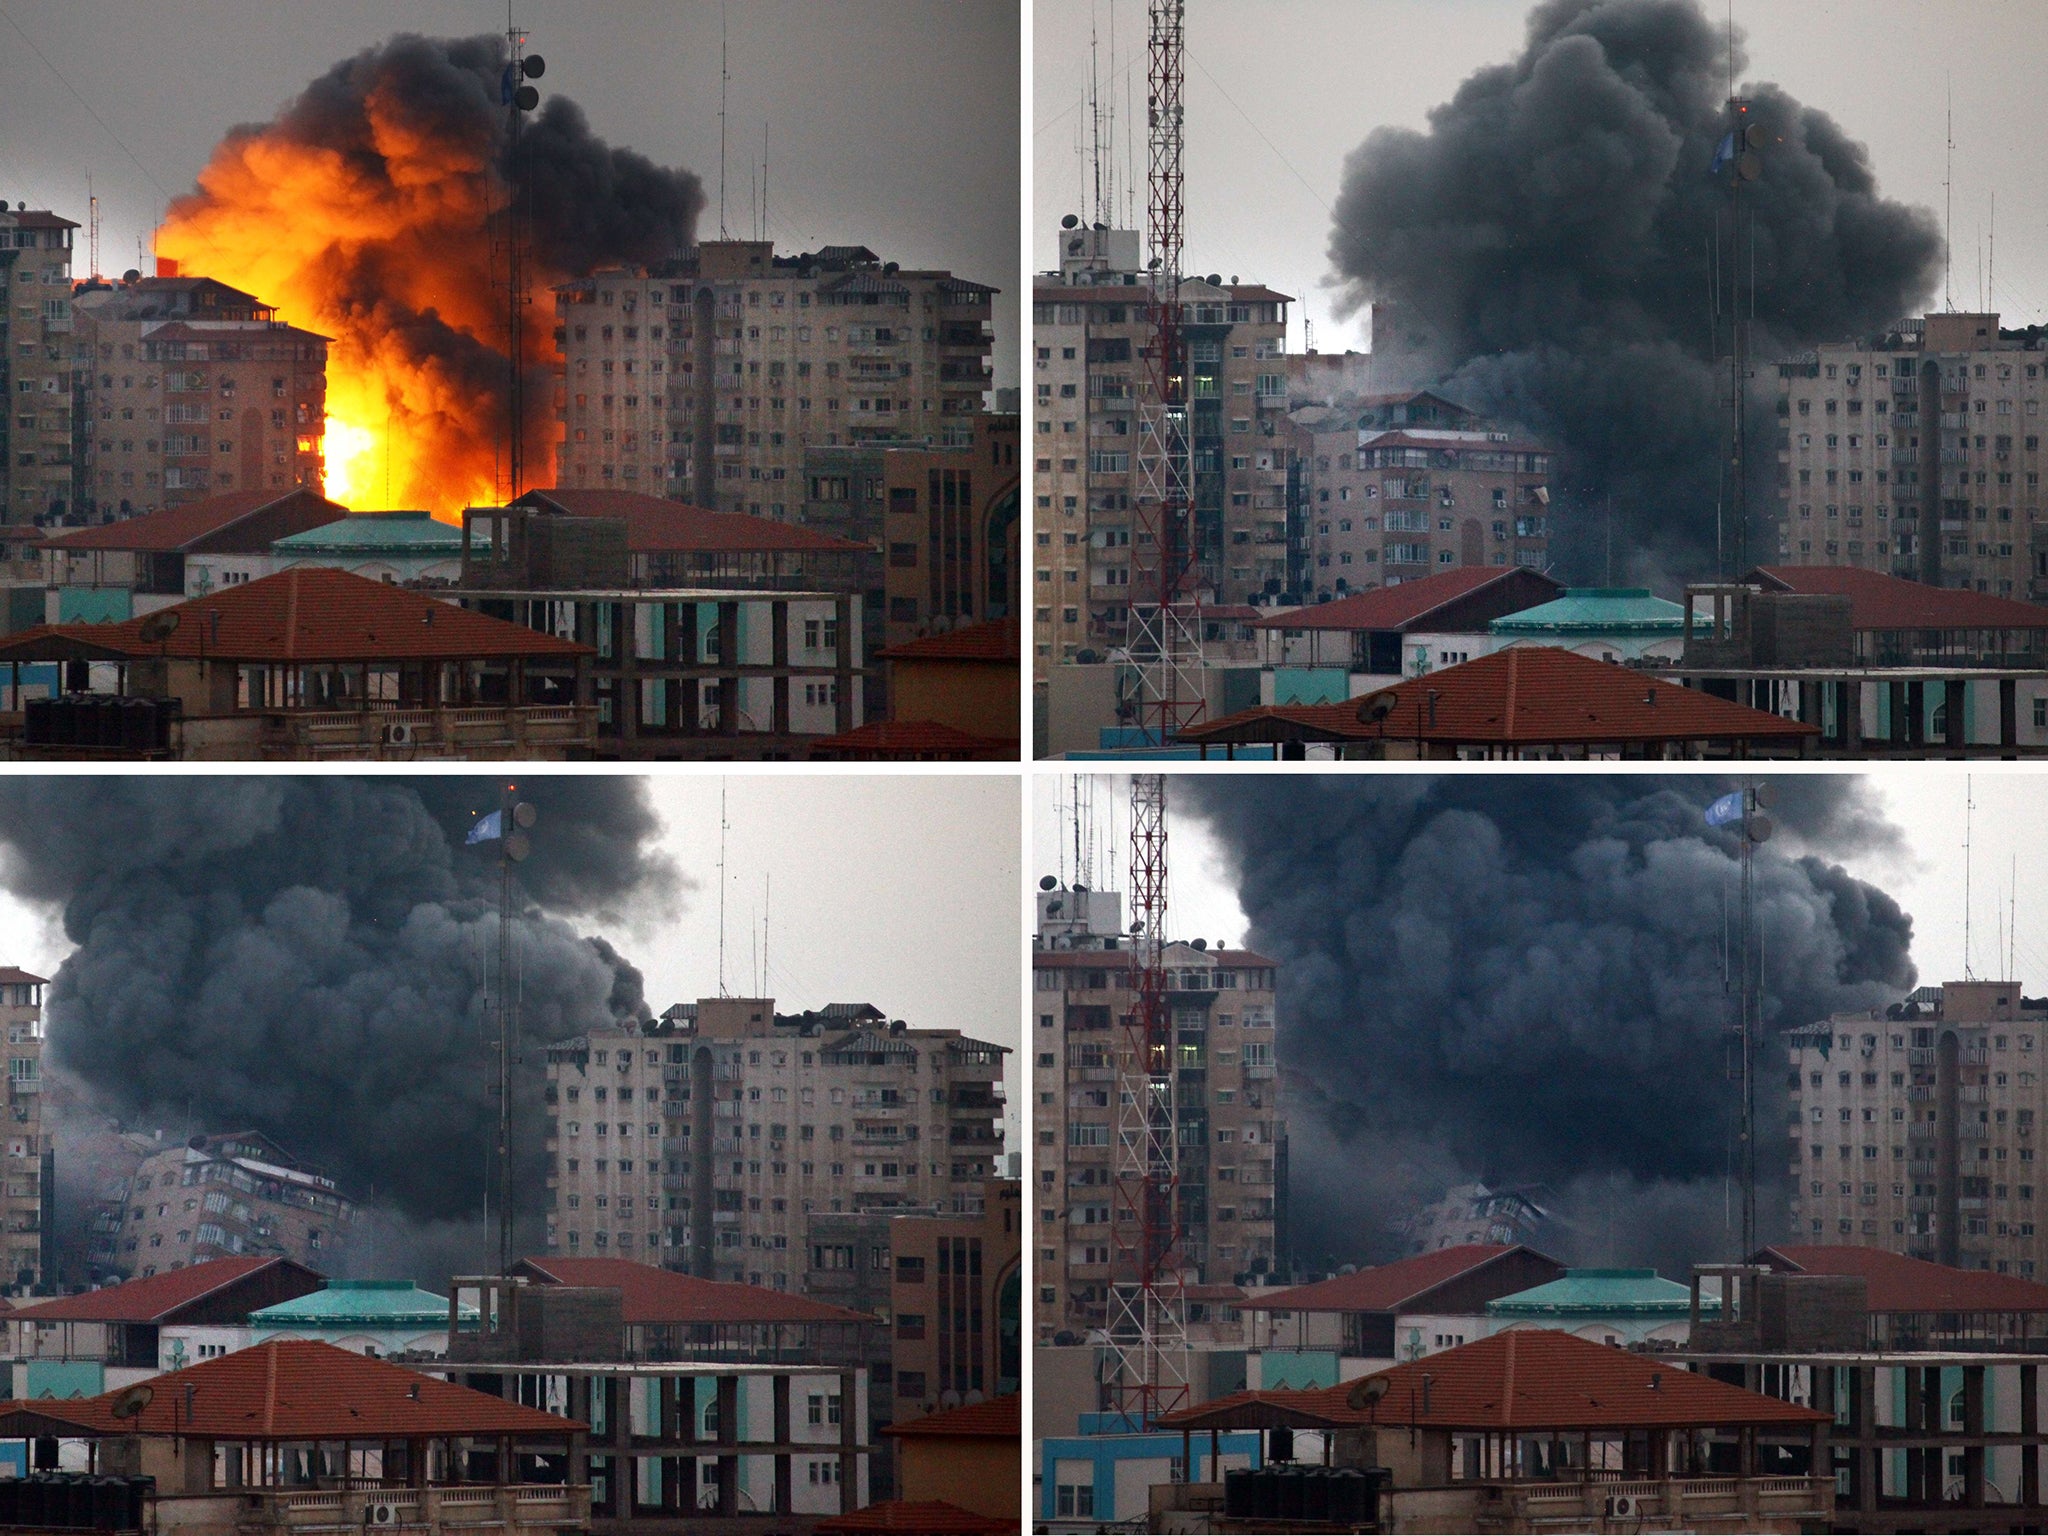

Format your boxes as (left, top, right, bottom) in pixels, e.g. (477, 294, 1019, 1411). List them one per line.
(0, 970, 45, 1289)
(1776, 312, 2047, 596)
(0, 211, 77, 525)
(543, 1001, 1007, 1292)
(100, 1135, 355, 1279)
(1788, 980, 2048, 1277)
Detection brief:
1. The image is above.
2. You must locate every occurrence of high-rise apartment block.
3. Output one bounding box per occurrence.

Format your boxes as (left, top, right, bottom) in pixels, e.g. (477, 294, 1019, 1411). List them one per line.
(1032, 225, 1291, 669)
(553, 242, 996, 517)
(1787, 980, 2048, 1277)
(0, 968, 46, 1291)
(543, 999, 1007, 1292)
(1286, 387, 1554, 604)
(1030, 883, 1285, 1343)
(0, 209, 79, 525)
(888, 1178, 1022, 1418)
(89, 1130, 355, 1280)
(72, 275, 328, 518)
(1775, 311, 2048, 598)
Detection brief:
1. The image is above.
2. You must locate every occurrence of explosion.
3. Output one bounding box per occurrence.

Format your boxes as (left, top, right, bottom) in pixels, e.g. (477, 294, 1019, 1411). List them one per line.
(156, 34, 704, 516)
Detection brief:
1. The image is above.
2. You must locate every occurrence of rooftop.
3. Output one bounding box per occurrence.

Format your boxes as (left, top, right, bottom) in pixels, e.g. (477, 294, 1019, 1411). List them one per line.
(880, 617, 1019, 663)
(812, 1500, 1014, 1536)
(1757, 1244, 2048, 1314)
(882, 1393, 1019, 1440)
(272, 512, 470, 555)
(1159, 1329, 1828, 1434)
(1254, 567, 1563, 633)
(1256, 1245, 1542, 1315)
(13, 1256, 322, 1325)
(1747, 566, 2048, 632)
(39, 488, 348, 554)
(1182, 647, 1821, 748)
(251, 1279, 470, 1330)
(807, 720, 1014, 760)
(0, 968, 47, 988)
(514, 489, 866, 556)
(512, 1257, 869, 1327)
(1487, 1268, 1708, 1318)
(1490, 589, 1686, 636)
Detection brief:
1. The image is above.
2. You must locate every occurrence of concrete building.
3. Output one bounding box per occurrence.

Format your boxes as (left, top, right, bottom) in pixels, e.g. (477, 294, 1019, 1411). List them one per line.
(1484, 1268, 1710, 1348)
(1787, 979, 2048, 1274)
(89, 1131, 355, 1280)
(261, 511, 472, 587)
(1290, 391, 1554, 604)
(879, 1395, 1018, 1528)
(1398, 1182, 1554, 1256)
(0, 966, 46, 1292)
(0, 208, 79, 525)
(1031, 882, 1284, 1342)
(541, 998, 1007, 1294)
(553, 242, 996, 517)
(72, 275, 327, 517)
(1032, 223, 1292, 670)
(799, 411, 1021, 662)
(1248, 1245, 1566, 1365)
(887, 1179, 1021, 1421)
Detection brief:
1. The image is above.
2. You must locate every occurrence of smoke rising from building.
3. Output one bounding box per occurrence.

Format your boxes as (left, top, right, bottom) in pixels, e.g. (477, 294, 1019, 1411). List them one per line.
(0, 778, 679, 1279)
(1182, 776, 1916, 1274)
(1327, 0, 1943, 578)
(155, 34, 705, 512)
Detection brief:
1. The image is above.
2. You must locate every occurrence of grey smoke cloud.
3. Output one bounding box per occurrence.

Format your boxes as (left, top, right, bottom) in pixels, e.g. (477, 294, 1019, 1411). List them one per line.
(1327, 0, 1943, 579)
(0, 778, 677, 1272)
(1183, 775, 1916, 1273)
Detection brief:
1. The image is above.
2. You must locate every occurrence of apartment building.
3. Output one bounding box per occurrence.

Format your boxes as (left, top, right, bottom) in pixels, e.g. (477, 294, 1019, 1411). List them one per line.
(542, 998, 1008, 1293)
(1288, 390, 1554, 603)
(1030, 882, 1284, 1343)
(1787, 979, 2048, 1276)
(888, 1178, 1021, 1418)
(0, 209, 78, 525)
(1776, 310, 2048, 597)
(0, 967, 46, 1291)
(1032, 224, 1291, 670)
(89, 1131, 356, 1280)
(553, 242, 996, 516)
(71, 275, 328, 517)
(800, 412, 1021, 666)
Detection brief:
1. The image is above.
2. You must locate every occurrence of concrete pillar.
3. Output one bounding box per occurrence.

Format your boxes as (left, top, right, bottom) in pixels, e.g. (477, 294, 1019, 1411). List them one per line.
(2023, 1361, 2041, 1509)
(773, 1372, 792, 1515)
(1945, 678, 1967, 752)
(1964, 1364, 1986, 1508)
(2001, 677, 2019, 756)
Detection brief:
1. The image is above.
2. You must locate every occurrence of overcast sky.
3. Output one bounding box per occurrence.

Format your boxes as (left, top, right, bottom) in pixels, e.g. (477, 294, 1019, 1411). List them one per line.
(1033, 770, 2048, 997)
(1034, 0, 2048, 354)
(0, 0, 1020, 386)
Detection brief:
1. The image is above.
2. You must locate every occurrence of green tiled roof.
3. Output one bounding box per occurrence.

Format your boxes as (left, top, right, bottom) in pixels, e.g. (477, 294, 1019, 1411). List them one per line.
(1485, 1268, 1714, 1318)
(1489, 588, 1685, 636)
(272, 512, 479, 555)
(250, 1279, 471, 1329)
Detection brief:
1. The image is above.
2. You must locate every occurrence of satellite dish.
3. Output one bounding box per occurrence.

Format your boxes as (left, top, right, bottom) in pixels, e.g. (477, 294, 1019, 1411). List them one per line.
(1346, 1376, 1390, 1412)
(1129, 920, 1144, 934)
(1747, 814, 1774, 845)
(1737, 151, 1762, 181)
(512, 801, 537, 829)
(1191, 938, 1208, 951)
(110, 1383, 154, 1420)
(1061, 214, 1079, 230)
(1356, 689, 1399, 725)
(513, 84, 540, 111)
(505, 831, 532, 862)
(1752, 783, 1776, 810)
(137, 611, 182, 645)
(521, 53, 546, 78)
(1040, 876, 1058, 891)
(1743, 122, 1767, 150)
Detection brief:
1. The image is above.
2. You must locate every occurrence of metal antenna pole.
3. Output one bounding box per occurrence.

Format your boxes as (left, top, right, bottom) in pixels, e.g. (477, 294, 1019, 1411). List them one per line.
(496, 782, 515, 1276)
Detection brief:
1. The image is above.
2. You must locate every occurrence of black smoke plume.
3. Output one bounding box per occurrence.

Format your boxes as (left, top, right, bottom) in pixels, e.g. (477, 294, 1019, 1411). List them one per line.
(1328, 0, 1942, 580)
(0, 779, 680, 1282)
(1183, 776, 1915, 1275)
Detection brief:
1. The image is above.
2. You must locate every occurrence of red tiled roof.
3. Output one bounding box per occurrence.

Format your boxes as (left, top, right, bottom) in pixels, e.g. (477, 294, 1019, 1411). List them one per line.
(882, 1394, 1019, 1440)
(0, 968, 47, 987)
(0, 567, 590, 665)
(880, 618, 1019, 663)
(8, 212, 77, 231)
(1759, 1244, 2048, 1313)
(520, 490, 865, 556)
(513, 1257, 869, 1327)
(813, 1502, 1014, 1536)
(139, 320, 329, 345)
(12, 1257, 319, 1325)
(1030, 947, 1280, 969)
(1160, 1330, 1827, 1433)
(1256, 1245, 1526, 1314)
(807, 720, 1014, 761)
(1749, 566, 2048, 631)
(1359, 429, 1549, 453)
(37, 1339, 579, 1440)
(1182, 647, 1820, 747)
(1253, 567, 1559, 632)
(39, 489, 349, 553)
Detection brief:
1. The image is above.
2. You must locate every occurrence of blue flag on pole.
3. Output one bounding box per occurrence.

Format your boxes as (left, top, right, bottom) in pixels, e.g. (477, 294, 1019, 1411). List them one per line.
(1709, 131, 1736, 177)
(466, 810, 504, 845)
(1704, 791, 1744, 827)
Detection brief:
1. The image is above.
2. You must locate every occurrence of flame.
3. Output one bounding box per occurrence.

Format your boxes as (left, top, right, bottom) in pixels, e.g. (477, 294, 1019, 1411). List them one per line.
(156, 69, 550, 517)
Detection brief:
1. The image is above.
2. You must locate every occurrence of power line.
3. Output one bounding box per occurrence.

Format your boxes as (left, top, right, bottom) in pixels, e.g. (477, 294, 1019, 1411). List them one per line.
(0, 4, 174, 203)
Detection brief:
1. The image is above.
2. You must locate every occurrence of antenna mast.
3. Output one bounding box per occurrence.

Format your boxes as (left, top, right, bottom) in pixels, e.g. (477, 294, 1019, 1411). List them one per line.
(717, 780, 730, 996)
(502, 13, 541, 503)
(1124, 0, 1205, 746)
(1107, 773, 1189, 1423)
(1964, 775, 1975, 980)
(718, 5, 730, 239)
(1944, 80, 1954, 313)
(87, 176, 100, 282)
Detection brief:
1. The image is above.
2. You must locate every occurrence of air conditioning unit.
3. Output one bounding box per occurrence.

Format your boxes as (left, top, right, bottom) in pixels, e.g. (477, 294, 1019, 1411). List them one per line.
(1604, 1494, 1639, 1519)
(364, 1503, 400, 1527)
(382, 722, 414, 746)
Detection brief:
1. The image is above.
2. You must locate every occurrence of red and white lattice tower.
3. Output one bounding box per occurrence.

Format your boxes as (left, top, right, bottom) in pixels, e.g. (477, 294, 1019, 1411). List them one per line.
(1105, 772, 1188, 1423)
(1123, 0, 1205, 746)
